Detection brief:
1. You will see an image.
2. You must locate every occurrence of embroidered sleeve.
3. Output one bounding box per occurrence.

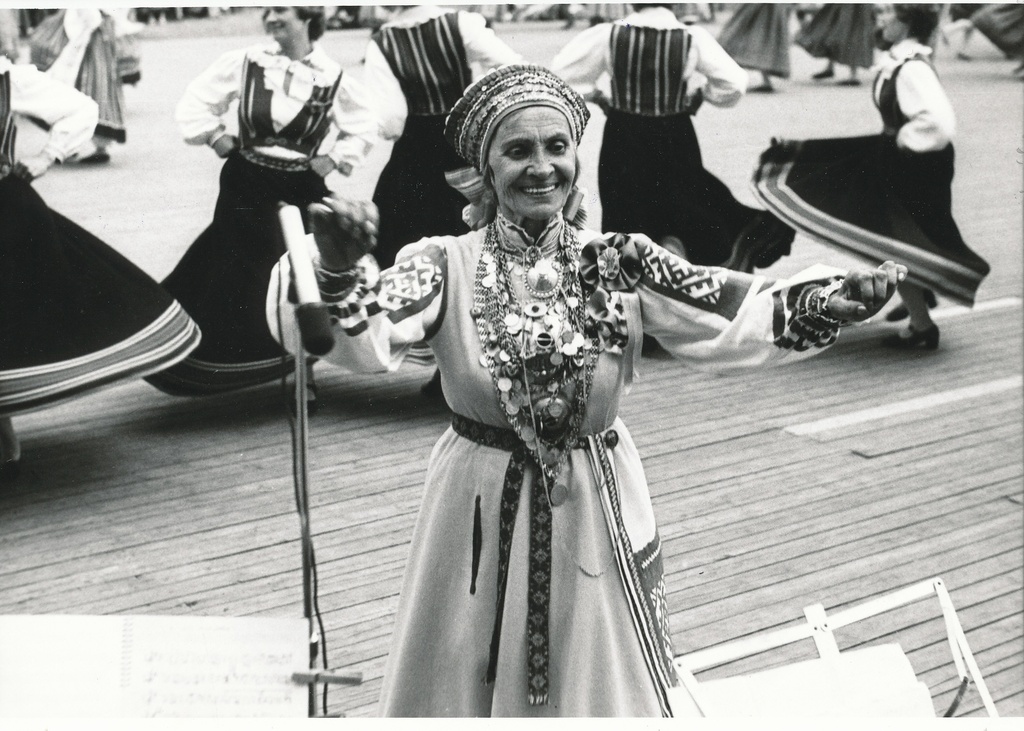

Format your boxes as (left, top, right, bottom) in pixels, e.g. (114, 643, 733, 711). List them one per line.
(267, 240, 449, 374)
(627, 236, 845, 370)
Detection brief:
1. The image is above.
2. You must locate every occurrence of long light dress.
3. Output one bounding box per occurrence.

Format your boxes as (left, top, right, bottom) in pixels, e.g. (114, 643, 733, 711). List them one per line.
(268, 215, 848, 716)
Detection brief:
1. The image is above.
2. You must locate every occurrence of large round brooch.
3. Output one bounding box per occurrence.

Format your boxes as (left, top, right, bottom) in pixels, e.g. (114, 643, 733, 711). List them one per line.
(524, 257, 562, 300)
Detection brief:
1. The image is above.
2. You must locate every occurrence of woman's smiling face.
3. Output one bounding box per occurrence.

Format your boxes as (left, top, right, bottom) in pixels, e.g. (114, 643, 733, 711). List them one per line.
(262, 6, 308, 44)
(486, 106, 577, 233)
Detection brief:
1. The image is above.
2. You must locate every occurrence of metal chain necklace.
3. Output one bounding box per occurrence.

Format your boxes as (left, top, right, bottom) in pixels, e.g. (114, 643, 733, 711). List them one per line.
(471, 221, 597, 506)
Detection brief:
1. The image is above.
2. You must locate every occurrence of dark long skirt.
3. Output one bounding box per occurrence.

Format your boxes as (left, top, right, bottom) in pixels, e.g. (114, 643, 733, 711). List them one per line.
(371, 114, 469, 269)
(718, 4, 792, 78)
(796, 4, 876, 70)
(752, 135, 990, 305)
(599, 109, 793, 268)
(0, 175, 199, 416)
(146, 154, 327, 395)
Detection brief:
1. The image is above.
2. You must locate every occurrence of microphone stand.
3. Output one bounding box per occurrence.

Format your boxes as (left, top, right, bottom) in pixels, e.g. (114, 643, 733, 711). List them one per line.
(279, 203, 361, 716)
(291, 339, 318, 718)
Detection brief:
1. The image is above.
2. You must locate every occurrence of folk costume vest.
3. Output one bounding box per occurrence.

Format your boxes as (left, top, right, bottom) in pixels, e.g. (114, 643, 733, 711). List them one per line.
(237, 54, 342, 162)
(874, 53, 933, 136)
(608, 23, 691, 116)
(373, 12, 472, 116)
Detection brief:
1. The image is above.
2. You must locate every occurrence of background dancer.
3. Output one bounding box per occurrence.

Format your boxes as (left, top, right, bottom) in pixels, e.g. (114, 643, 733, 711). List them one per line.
(0, 55, 199, 479)
(30, 8, 127, 163)
(552, 3, 796, 278)
(717, 3, 793, 93)
(753, 4, 989, 350)
(366, 4, 521, 398)
(146, 6, 375, 407)
(366, 4, 521, 271)
(796, 3, 876, 86)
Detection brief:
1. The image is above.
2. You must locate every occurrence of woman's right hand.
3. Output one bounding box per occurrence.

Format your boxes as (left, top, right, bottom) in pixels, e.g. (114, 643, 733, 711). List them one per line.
(308, 196, 378, 272)
(211, 134, 239, 158)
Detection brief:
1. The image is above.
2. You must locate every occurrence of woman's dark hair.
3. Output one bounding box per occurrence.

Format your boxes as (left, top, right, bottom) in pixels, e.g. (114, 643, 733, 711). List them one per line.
(294, 6, 325, 41)
(893, 4, 941, 44)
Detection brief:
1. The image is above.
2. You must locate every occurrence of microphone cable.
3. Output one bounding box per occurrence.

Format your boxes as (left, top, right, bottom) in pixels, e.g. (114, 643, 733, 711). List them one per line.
(275, 262, 331, 718)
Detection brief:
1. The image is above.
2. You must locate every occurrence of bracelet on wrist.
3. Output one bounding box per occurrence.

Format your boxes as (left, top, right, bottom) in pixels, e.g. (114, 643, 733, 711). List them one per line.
(809, 279, 847, 326)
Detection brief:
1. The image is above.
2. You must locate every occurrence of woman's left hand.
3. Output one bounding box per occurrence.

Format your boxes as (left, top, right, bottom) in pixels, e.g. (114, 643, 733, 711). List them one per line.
(827, 261, 908, 322)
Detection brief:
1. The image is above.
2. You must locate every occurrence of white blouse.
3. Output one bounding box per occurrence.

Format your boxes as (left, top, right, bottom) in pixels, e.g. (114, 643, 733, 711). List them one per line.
(874, 40, 956, 153)
(2, 57, 98, 161)
(551, 5, 748, 108)
(364, 6, 521, 141)
(175, 42, 376, 174)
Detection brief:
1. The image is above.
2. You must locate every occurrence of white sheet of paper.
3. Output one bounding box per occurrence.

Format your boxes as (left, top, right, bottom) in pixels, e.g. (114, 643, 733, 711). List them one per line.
(0, 614, 309, 717)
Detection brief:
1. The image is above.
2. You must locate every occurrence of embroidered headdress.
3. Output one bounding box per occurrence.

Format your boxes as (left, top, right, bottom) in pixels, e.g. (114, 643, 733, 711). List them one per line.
(445, 64, 590, 172)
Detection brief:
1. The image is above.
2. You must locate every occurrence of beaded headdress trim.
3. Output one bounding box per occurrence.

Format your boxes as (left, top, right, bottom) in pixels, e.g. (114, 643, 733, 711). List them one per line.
(445, 64, 590, 172)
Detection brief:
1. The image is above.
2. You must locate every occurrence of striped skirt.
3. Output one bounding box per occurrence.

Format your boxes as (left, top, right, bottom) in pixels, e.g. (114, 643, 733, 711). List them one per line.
(718, 4, 792, 78)
(75, 14, 126, 143)
(752, 135, 990, 305)
(146, 154, 327, 396)
(795, 4, 876, 70)
(0, 175, 199, 416)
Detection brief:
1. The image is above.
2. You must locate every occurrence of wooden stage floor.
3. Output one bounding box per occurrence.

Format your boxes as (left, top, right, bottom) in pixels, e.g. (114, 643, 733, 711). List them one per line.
(2, 10, 1021, 720)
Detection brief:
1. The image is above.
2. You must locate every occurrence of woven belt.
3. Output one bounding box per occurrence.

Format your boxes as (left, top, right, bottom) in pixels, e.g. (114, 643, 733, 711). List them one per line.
(238, 148, 310, 172)
(452, 413, 618, 706)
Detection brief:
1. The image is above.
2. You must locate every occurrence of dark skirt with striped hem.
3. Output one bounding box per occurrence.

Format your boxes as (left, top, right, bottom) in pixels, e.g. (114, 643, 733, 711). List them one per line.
(752, 135, 990, 306)
(717, 4, 792, 79)
(795, 4, 876, 70)
(0, 175, 200, 417)
(371, 114, 469, 270)
(599, 109, 793, 268)
(146, 153, 327, 396)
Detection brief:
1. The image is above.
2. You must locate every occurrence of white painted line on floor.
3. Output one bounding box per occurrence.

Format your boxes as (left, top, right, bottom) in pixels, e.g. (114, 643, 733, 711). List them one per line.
(785, 375, 1023, 436)
(929, 297, 1022, 321)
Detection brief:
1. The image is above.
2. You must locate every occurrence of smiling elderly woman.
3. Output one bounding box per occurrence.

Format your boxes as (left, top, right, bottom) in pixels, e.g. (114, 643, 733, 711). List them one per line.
(268, 64, 905, 717)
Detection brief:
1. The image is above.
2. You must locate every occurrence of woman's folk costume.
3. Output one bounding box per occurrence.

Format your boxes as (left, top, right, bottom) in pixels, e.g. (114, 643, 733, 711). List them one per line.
(552, 4, 795, 270)
(269, 65, 856, 717)
(752, 39, 989, 305)
(146, 40, 375, 395)
(0, 57, 199, 416)
(365, 5, 520, 269)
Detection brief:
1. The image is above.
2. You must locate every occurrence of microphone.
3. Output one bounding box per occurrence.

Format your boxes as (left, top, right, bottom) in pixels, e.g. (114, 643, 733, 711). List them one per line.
(277, 203, 335, 356)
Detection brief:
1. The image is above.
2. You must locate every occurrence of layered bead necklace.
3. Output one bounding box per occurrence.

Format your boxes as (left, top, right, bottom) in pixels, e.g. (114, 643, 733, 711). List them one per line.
(471, 216, 598, 506)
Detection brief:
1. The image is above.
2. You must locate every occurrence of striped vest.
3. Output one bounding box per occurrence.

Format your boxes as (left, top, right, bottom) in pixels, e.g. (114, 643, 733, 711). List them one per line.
(0, 68, 15, 174)
(373, 12, 471, 116)
(608, 24, 690, 117)
(237, 56, 342, 158)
